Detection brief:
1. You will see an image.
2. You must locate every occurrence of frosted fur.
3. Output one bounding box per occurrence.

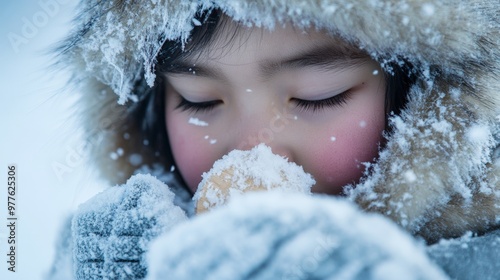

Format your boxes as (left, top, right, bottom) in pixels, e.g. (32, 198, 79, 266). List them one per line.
(58, 0, 500, 241)
(346, 86, 500, 240)
(61, 0, 500, 108)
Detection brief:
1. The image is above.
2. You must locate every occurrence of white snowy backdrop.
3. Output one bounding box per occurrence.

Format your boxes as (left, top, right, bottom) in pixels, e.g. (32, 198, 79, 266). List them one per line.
(0, 1, 104, 279)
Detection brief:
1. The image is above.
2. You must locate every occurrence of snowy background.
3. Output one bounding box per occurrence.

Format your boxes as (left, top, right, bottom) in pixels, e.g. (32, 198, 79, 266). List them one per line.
(0, 1, 104, 279)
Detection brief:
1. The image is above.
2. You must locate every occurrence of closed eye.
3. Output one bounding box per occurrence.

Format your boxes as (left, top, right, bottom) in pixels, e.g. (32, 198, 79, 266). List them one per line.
(175, 97, 223, 113)
(292, 90, 352, 112)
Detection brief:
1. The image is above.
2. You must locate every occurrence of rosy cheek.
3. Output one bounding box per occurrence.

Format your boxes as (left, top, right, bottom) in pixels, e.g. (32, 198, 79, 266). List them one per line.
(171, 137, 208, 192)
(308, 116, 384, 194)
(167, 117, 217, 193)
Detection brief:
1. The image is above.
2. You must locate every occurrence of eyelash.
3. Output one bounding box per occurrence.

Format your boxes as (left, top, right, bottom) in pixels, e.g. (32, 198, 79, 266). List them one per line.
(175, 90, 352, 113)
(175, 97, 222, 113)
(293, 90, 352, 112)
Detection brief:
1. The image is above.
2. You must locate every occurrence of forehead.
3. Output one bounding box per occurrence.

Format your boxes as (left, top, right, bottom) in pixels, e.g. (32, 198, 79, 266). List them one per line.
(183, 16, 366, 65)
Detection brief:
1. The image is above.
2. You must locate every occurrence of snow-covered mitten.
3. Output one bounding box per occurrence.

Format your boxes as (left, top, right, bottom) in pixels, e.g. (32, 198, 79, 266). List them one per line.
(427, 229, 500, 280)
(147, 192, 448, 280)
(72, 174, 188, 279)
(193, 144, 315, 214)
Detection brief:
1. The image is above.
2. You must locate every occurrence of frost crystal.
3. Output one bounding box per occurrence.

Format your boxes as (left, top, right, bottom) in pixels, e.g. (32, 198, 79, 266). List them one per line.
(403, 170, 417, 183)
(192, 18, 202, 26)
(110, 152, 119, 160)
(401, 16, 410, 26)
(129, 154, 143, 166)
(421, 3, 435, 17)
(188, 117, 209, 127)
(467, 125, 490, 144)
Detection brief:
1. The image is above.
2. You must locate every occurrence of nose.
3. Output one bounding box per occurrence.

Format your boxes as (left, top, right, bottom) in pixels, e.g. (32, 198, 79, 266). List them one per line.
(228, 112, 295, 162)
(267, 146, 294, 161)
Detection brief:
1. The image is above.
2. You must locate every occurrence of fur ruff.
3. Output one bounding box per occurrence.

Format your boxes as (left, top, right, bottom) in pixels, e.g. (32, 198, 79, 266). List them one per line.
(58, 0, 500, 242)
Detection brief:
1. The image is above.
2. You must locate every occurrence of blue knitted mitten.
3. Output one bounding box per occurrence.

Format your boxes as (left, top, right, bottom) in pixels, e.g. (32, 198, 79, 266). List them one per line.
(147, 192, 448, 280)
(72, 174, 188, 279)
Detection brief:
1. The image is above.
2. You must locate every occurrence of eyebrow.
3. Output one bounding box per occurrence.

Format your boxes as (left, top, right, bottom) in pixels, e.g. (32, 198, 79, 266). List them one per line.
(162, 62, 227, 81)
(259, 45, 369, 79)
(163, 44, 369, 82)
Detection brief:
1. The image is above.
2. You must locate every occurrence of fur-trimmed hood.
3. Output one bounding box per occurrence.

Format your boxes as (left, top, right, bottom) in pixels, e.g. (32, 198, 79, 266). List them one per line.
(59, 0, 500, 242)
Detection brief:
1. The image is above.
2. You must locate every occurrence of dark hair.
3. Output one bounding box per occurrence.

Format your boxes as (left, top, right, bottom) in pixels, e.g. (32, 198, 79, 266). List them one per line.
(130, 8, 416, 192)
(126, 9, 229, 193)
(384, 59, 416, 128)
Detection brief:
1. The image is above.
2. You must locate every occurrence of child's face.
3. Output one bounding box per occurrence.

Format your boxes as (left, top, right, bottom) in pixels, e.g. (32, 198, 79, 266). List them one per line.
(164, 20, 386, 195)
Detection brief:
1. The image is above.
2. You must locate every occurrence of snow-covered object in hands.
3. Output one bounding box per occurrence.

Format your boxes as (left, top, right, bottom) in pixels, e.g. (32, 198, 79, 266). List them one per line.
(193, 144, 315, 213)
(72, 174, 187, 279)
(147, 192, 448, 280)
